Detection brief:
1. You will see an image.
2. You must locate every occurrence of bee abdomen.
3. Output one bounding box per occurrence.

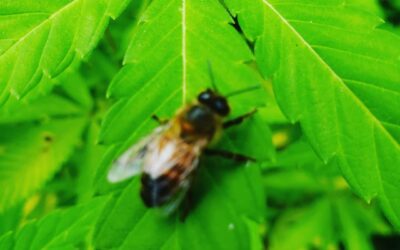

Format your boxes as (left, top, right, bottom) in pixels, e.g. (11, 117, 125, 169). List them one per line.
(140, 172, 179, 207)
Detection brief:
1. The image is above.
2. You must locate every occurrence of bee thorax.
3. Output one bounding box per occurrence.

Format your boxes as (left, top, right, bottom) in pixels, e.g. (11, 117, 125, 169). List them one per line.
(182, 105, 218, 138)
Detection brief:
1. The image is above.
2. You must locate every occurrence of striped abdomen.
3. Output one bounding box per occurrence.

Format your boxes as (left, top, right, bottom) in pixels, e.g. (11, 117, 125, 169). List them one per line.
(140, 165, 187, 207)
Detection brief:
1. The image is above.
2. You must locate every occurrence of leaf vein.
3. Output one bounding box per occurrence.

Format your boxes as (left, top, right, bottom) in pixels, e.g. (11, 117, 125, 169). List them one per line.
(181, 0, 187, 103)
(313, 45, 400, 67)
(262, 0, 400, 151)
(0, 0, 80, 59)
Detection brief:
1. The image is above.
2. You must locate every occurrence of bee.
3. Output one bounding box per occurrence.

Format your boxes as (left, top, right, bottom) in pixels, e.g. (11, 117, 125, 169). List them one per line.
(107, 86, 258, 216)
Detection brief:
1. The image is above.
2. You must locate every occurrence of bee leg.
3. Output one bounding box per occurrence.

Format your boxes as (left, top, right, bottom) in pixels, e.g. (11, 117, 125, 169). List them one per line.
(151, 114, 168, 125)
(179, 198, 191, 222)
(204, 149, 256, 162)
(179, 187, 194, 222)
(223, 109, 257, 129)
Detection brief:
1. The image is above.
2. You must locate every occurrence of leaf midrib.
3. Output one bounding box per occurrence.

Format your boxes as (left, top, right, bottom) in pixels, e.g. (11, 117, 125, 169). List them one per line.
(261, 0, 400, 150)
(38, 200, 105, 249)
(0, 0, 80, 58)
(262, 0, 400, 221)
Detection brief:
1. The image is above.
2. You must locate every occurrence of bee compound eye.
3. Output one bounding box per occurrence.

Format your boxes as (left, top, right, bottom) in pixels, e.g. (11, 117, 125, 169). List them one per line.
(213, 98, 230, 116)
(198, 89, 213, 104)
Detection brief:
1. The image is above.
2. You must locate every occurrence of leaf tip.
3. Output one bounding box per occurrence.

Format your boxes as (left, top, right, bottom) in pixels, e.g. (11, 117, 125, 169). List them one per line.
(76, 49, 85, 59)
(96, 139, 105, 145)
(9, 89, 21, 100)
(42, 69, 52, 79)
(106, 90, 113, 99)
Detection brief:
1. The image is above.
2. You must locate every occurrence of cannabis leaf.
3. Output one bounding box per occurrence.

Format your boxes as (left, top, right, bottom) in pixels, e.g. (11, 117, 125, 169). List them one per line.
(0, 0, 129, 105)
(0, 197, 108, 250)
(0, 72, 93, 211)
(267, 196, 389, 250)
(264, 136, 391, 250)
(227, 0, 400, 227)
(0, 117, 86, 211)
(99, 0, 267, 144)
(96, 0, 273, 248)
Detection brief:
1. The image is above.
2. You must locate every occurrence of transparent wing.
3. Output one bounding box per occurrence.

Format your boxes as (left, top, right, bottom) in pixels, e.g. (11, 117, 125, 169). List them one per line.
(159, 157, 200, 216)
(107, 126, 166, 183)
(159, 179, 191, 216)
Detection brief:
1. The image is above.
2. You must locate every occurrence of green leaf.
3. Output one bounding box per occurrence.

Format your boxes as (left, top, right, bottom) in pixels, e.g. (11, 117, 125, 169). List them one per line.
(0, 92, 84, 124)
(75, 121, 107, 203)
(0, 203, 23, 236)
(95, 158, 265, 250)
(227, 0, 400, 227)
(99, 0, 267, 145)
(269, 198, 336, 250)
(96, 0, 274, 248)
(348, 0, 384, 16)
(0, 117, 86, 211)
(0, 60, 95, 124)
(0, 197, 108, 250)
(0, 0, 130, 105)
(336, 198, 382, 250)
(268, 195, 389, 250)
(105, 0, 153, 60)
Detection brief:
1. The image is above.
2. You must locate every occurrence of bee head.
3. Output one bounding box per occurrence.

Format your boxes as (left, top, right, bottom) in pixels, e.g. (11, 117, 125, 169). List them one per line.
(197, 89, 230, 117)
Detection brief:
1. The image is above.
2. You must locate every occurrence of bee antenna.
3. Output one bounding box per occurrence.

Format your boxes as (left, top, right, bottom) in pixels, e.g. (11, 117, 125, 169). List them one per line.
(225, 85, 261, 98)
(207, 60, 219, 92)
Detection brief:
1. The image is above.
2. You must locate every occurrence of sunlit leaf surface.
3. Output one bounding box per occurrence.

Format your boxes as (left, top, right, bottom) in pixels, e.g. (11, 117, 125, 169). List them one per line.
(227, 0, 400, 228)
(0, 197, 108, 250)
(0, 0, 129, 105)
(95, 0, 274, 249)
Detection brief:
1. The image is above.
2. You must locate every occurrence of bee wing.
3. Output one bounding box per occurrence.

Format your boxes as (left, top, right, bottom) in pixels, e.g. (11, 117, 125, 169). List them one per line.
(160, 155, 200, 216)
(107, 126, 166, 183)
(159, 178, 192, 216)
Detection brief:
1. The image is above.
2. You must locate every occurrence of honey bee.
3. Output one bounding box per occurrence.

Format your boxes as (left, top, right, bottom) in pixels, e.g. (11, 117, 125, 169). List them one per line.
(108, 87, 257, 216)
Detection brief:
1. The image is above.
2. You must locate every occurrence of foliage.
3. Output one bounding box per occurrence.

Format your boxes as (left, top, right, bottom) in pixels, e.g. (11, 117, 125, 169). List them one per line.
(0, 0, 399, 249)
(0, 115, 86, 211)
(95, 1, 272, 248)
(0, 0, 129, 105)
(227, 0, 400, 227)
(264, 138, 391, 250)
(379, 0, 400, 25)
(0, 197, 108, 250)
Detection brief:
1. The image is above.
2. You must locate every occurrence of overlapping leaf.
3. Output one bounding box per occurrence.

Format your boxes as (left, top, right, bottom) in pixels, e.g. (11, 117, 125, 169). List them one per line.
(0, 70, 94, 211)
(268, 196, 389, 250)
(99, 0, 268, 145)
(0, 0, 130, 105)
(0, 197, 108, 250)
(0, 117, 87, 211)
(227, 0, 400, 227)
(265, 136, 390, 250)
(96, 0, 273, 249)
